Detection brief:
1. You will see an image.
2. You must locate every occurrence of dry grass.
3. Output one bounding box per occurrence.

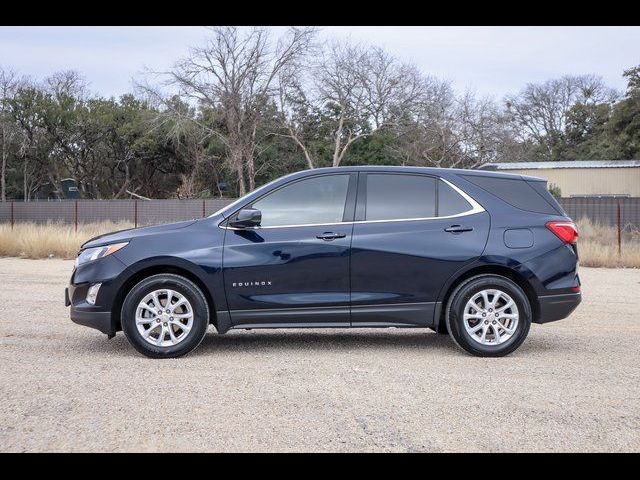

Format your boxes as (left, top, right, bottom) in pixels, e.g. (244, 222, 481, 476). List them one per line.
(1, 218, 639, 268)
(576, 217, 640, 268)
(0, 221, 134, 260)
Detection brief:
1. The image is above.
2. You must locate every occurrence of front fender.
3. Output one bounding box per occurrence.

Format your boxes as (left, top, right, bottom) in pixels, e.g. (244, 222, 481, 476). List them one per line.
(116, 253, 227, 311)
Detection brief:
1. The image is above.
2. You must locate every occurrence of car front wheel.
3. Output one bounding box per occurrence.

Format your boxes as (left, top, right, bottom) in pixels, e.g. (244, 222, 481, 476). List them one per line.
(121, 274, 209, 358)
(445, 274, 532, 357)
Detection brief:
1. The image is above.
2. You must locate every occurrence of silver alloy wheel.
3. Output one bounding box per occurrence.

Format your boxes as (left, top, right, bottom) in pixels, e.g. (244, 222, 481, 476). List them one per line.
(463, 289, 519, 346)
(135, 289, 194, 347)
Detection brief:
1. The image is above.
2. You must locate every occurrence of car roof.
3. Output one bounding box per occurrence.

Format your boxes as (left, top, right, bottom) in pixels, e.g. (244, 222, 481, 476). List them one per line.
(291, 165, 544, 182)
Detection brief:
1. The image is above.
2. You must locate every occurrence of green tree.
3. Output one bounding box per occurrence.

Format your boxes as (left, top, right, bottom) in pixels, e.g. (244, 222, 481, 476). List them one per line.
(562, 65, 640, 160)
(603, 66, 640, 159)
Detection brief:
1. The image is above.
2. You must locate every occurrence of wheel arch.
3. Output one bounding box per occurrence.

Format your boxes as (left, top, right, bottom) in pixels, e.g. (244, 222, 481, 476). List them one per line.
(435, 263, 540, 329)
(112, 262, 217, 333)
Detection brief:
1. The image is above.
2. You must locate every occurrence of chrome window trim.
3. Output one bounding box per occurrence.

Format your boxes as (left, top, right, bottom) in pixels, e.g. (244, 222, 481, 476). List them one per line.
(218, 177, 485, 231)
(438, 177, 485, 216)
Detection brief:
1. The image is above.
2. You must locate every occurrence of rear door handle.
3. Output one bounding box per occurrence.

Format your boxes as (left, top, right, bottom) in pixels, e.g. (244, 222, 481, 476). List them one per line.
(316, 232, 346, 241)
(444, 225, 473, 233)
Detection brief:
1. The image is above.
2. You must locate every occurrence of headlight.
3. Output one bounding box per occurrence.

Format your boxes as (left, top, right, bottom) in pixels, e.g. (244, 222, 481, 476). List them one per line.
(76, 242, 128, 267)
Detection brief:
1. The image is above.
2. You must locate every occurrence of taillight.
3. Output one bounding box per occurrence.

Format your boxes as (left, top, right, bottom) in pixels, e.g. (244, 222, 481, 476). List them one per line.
(546, 221, 578, 244)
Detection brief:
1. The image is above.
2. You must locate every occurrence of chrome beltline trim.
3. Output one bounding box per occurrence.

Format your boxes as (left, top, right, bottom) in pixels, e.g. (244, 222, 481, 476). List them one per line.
(218, 177, 485, 231)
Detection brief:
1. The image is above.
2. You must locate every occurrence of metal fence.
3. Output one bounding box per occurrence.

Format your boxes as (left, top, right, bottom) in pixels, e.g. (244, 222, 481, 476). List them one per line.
(0, 199, 236, 228)
(559, 197, 640, 231)
(1, 197, 639, 230)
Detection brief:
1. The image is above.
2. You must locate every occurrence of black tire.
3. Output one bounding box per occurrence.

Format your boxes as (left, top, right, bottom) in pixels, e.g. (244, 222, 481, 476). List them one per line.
(445, 274, 531, 357)
(121, 274, 209, 358)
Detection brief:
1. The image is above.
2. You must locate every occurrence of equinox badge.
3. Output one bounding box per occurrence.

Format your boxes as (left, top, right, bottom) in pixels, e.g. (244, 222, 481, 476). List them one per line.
(232, 281, 272, 287)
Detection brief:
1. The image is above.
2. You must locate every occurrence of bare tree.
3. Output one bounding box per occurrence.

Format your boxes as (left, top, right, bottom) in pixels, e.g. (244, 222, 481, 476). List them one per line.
(276, 41, 429, 168)
(158, 97, 225, 198)
(316, 43, 426, 166)
(275, 63, 318, 169)
(386, 79, 461, 167)
(148, 26, 316, 196)
(44, 70, 88, 101)
(37, 71, 91, 197)
(505, 74, 618, 158)
(454, 92, 517, 167)
(7, 81, 50, 200)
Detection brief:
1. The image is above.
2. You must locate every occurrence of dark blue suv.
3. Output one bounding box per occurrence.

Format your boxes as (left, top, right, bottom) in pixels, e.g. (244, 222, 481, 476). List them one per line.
(66, 166, 581, 358)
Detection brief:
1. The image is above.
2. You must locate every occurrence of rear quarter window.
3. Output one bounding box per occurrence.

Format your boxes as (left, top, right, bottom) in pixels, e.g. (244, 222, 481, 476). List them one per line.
(526, 179, 567, 216)
(438, 180, 472, 216)
(461, 175, 563, 215)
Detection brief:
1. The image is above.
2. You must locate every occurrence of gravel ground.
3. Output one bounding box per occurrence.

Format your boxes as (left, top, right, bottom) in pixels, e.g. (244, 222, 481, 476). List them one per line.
(0, 258, 639, 452)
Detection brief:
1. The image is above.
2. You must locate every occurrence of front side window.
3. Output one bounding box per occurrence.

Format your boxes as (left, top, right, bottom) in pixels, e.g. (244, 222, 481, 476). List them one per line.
(252, 174, 350, 227)
(364, 174, 475, 221)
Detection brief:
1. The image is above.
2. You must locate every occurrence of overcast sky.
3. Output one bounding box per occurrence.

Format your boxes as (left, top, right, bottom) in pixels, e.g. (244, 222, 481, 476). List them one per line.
(1, 26, 638, 99)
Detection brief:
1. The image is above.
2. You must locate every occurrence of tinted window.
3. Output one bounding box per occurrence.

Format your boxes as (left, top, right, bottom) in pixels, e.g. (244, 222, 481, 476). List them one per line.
(365, 174, 436, 220)
(252, 174, 350, 226)
(461, 174, 560, 215)
(438, 180, 472, 216)
(527, 180, 566, 215)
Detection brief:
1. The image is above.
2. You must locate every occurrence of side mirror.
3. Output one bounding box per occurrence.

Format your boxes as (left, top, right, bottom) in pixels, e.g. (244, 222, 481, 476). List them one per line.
(229, 208, 262, 229)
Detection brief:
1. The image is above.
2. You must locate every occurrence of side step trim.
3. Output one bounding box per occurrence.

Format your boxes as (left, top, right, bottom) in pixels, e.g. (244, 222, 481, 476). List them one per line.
(226, 302, 436, 328)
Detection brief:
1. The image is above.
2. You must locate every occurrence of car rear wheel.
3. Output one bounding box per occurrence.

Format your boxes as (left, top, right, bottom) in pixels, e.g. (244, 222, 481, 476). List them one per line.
(121, 274, 209, 358)
(445, 274, 531, 357)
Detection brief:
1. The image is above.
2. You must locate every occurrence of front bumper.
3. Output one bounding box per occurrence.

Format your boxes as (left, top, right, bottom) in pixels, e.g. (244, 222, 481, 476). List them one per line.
(535, 292, 582, 323)
(70, 305, 113, 335)
(66, 255, 128, 336)
(66, 284, 115, 335)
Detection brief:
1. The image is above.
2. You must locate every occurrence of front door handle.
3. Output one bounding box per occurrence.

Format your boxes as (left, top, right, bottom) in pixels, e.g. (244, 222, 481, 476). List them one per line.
(316, 232, 346, 241)
(444, 225, 473, 233)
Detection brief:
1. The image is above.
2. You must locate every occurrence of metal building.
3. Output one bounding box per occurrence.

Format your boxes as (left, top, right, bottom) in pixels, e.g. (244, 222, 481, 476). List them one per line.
(478, 160, 640, 197)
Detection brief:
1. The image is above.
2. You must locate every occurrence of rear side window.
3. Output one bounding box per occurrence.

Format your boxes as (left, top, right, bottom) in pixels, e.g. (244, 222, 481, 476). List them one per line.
(461, 175, 562, 215)
(365, 174, 436, 220)
(363, 174, 474, 221)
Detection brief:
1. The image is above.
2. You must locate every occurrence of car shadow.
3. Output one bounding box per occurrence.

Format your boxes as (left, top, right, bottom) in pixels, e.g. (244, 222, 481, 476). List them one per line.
(191, 329, 459, 356)
(72, 328, 459, 357)
(73, 328, 562, 358)
(193, 330, 562, 356)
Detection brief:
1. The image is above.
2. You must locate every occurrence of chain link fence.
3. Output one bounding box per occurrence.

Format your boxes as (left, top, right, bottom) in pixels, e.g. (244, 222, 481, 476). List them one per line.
(1, 197, 639, 230)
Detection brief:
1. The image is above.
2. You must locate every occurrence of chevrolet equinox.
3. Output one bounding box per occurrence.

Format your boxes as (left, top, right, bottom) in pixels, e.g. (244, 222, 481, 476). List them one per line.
(66, 166, 581, 358)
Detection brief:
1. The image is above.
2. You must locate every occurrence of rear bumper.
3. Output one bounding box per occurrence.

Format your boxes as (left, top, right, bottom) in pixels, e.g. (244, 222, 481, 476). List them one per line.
(535, 292, 581, 324)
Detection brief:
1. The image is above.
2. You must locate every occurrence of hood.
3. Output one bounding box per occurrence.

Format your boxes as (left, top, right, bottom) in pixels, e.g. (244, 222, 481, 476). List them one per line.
(81, 219, 199, 249)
